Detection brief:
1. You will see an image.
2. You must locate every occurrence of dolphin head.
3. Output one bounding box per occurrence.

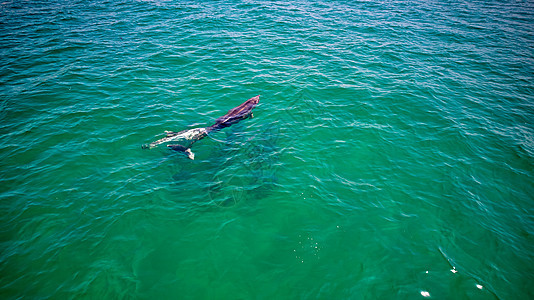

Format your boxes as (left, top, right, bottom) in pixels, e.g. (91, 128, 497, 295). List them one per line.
(249, 95, 260, 106)
(243, 95, 260, 118)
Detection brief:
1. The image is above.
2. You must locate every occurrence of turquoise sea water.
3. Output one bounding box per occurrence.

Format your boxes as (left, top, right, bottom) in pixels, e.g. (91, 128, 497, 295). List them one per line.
(1, 0, 533, 298)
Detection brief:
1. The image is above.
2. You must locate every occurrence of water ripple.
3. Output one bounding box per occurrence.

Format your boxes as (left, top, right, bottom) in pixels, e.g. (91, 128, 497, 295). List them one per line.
(1, 0, 533, 298)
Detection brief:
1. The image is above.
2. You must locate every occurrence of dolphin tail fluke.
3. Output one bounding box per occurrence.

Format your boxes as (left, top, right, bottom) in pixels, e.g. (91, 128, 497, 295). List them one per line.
(142, 143, 158, 149)
(185, 148, 195, 160)
(167, 144, 195, 160)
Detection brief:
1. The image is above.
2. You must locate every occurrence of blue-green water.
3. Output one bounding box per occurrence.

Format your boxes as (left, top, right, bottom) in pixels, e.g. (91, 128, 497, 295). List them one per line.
(1, 0, 533, 298)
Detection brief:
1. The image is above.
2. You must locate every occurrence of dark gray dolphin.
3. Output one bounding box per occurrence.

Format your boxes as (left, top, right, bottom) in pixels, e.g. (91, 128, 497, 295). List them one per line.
(208, 95, 260, 131)
(143, 95, 260, 159)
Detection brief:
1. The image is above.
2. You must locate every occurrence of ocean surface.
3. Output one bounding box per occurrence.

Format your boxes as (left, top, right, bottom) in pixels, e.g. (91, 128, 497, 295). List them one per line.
(1, 0, 533, 299)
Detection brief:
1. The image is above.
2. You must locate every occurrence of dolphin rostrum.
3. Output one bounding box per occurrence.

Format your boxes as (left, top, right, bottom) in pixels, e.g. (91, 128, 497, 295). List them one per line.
(143, 95, 260, 159)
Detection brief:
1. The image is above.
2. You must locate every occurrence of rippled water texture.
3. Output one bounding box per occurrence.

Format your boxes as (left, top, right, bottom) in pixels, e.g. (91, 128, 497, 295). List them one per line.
(1, 0, 533, 299)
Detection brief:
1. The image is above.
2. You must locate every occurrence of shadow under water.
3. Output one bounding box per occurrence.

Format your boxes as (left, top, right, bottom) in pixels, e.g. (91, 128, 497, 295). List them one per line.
(207, 124, 280, 207)
(169, 122, 280, 209)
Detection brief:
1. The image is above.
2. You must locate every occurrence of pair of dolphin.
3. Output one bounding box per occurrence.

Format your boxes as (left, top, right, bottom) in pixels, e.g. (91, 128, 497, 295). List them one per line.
(143, 95, 260, 159)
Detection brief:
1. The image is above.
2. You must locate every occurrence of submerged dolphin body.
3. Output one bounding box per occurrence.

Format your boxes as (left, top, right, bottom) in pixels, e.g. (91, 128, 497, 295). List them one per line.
(144, 128, 208, 149)
(143, 95, 260, 159)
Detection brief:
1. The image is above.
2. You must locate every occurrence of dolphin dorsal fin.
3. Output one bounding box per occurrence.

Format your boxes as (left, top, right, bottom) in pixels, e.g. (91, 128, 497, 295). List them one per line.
(165, 131, 178, 137)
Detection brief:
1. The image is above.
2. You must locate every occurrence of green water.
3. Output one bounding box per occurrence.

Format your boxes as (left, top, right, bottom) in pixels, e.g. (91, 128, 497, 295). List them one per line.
(1, 0, 533, 299)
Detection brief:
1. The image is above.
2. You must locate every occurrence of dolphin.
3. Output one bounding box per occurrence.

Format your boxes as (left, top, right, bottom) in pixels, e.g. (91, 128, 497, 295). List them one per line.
(143, 95, 260, 159)
(209, 95, 260, 130)
(143, 127, 208, 150)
